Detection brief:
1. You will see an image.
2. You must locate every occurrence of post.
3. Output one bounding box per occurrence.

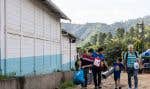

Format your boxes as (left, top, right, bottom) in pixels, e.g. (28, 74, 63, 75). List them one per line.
(69, 38, 72, 70)
(4, 0, 7, 75)
(137, 21, 144, 53)
(141, 21, 144, 53)
(60, 23, 63, 71)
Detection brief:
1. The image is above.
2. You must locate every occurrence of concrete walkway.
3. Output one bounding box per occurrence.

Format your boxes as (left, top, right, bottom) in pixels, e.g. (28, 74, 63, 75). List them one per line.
(74, 73, 150, 89)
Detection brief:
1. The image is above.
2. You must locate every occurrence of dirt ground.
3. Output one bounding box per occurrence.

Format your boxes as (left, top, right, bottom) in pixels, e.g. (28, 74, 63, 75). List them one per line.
(75, 73, 150, 89)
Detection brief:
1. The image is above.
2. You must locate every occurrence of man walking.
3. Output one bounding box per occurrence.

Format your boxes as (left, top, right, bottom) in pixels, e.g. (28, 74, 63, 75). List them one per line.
(124, 44, 139, 89)
(92, 47, 105, 89)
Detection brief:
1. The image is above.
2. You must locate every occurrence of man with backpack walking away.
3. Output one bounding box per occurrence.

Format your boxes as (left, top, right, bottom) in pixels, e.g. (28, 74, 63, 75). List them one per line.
(92, 47, 107, 89)
(124, 44, 140, 89)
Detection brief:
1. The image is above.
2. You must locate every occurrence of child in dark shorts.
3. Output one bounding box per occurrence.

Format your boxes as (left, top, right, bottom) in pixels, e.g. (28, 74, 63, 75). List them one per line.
(113, 58, 124, 89)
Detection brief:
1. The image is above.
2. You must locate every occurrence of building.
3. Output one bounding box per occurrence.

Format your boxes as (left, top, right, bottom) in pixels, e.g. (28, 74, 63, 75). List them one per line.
(61, 29, 77, 71)
(0, 0, 70, 76)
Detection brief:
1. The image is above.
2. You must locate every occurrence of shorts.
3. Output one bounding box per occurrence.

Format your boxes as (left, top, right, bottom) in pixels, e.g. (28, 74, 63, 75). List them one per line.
(114, 72, 121, 81)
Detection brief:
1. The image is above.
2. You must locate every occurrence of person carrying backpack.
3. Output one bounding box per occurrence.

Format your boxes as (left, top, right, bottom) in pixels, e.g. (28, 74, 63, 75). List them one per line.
(124, 44, 140, 89)
(92, 47, 106, 89)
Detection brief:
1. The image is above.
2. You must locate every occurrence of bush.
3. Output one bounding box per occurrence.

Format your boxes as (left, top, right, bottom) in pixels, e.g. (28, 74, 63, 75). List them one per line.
(59, 80, 76, 89)
(70, 68, 75, 71)
(0, 75, 9, 80)
(0, 72, 16, 80)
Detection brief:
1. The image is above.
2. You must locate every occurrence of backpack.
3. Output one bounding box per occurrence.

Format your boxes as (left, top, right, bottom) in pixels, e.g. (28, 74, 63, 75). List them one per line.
(125, 51, 138, 66)
(125, 51, 138, 60)
(93, 58, 101, 67)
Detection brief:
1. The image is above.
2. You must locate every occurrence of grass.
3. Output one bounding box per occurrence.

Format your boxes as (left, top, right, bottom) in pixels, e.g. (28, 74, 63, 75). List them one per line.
(0, 75, 9, 80)
(0, 72, 16, 80)
(59, 80, 76, 89)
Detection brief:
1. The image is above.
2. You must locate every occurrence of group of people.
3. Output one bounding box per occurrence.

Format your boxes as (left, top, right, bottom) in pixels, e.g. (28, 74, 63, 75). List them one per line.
(75, 44, 140, 89)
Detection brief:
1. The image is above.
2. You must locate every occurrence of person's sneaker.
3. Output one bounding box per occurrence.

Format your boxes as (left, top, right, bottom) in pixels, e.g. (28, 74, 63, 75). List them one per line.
(119, 87, 122, 89)
(128, 87, 131, 89)
(98, 86, 102, 89)
(94, 86, 98, 89)
(94, 86, 99, 89)
(81, 87, 87, 89)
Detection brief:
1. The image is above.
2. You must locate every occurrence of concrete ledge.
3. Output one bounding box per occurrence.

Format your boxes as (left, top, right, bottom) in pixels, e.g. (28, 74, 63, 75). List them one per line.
(0, 79, 17, 89)
(0, 71, 74, 89)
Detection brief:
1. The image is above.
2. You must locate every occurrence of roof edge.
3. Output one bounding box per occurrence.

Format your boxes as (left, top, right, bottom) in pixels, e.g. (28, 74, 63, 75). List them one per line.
(39, 0, 71, 21)
(62, 29, 77, 39)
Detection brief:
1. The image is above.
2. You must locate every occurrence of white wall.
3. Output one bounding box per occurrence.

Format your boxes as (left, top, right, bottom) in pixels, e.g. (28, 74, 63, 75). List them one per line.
(71, 43, 77, 62)
(1, 0, 62, 75)
(61, 35, 77, 70)
(5, 0, 61, 58)
(62, 36, 70, 64)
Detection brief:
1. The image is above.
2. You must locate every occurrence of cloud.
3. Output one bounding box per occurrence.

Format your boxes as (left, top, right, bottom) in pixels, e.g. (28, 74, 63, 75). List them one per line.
(52, 0, 150, 24)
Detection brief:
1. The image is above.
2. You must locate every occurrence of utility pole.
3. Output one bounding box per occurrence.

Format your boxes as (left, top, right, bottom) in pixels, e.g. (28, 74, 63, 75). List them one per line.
(137, 20, 144, 53)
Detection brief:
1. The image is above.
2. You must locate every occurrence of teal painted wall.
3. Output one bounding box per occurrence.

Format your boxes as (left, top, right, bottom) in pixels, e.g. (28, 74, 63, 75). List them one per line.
(0, 54, 75, 76)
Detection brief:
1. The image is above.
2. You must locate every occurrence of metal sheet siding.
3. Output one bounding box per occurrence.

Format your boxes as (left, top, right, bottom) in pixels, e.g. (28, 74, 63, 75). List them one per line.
(62, 36, 70, 70)
(21, 0, 34, 34)
(7, 34, 21, 75)
(1, 0, 63, 75)
(44, 41, 51, 73)
(21, 37, 34, 75)
(0, 0, 6, 75)
(6, 0, 20, 32)
(34, 1, 44, 38)
(35, 39, 44, 74)
(71, 43, 77, 68)
(7, 34, 20, 58)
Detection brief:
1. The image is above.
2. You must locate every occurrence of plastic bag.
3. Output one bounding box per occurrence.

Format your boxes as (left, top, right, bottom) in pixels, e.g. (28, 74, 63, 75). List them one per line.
(73, 69, 85, 85)
(134, 62, 139, 69)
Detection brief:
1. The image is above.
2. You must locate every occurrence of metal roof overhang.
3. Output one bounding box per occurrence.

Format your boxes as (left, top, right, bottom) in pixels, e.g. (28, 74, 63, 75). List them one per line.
(62, 29, 76, 39)
(39, 0, 71, 21)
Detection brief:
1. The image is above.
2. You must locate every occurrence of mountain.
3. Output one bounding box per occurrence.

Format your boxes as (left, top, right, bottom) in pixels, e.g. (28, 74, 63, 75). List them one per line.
(62, 15, 150, 40)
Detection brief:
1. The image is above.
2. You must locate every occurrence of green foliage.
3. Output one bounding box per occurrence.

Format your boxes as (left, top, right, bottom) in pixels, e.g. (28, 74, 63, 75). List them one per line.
(90, 34, 97, 45)
(70, 68, 75, 71)
(57, 69, 61, 72)
(59, 81, 76, 89)
(82, 42, 92, 48)
(116, 28, 125, 38)
(0, 75, 9, 80)
(107, 32, 113, 39)
(80, 24, 150, 63)
(0, 72, 16, 80)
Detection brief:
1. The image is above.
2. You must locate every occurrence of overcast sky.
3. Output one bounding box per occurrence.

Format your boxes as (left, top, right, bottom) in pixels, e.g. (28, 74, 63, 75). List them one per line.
(52, 0, 150, 24)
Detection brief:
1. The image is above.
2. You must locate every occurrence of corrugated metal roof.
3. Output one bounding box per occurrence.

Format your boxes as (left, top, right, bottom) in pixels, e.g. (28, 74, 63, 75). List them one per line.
(39, 0, 70, 20)
(62, 29, 79, 39)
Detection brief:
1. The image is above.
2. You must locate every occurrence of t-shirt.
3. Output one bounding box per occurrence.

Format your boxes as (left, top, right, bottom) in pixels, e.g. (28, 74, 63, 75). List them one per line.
(113, 63, 124, 79)
(81, 54, 93, 67)
(114, 63, 124, 73)
(124, 51, 139, 68)
(92, 52, 105, 61)
(97, 54, 105, 61)
(92, 52, 98, 58)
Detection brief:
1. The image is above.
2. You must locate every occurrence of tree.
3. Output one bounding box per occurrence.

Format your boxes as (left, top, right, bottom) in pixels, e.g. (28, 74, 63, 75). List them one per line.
(97, 32, 107, 45)
(107, 32, 113, 39)
(116, 28, 125, 38)
(90, 35, 97, 45)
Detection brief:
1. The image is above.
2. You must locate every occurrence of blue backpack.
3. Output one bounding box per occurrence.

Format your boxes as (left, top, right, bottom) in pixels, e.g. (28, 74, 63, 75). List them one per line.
(73, 69, 85, 85)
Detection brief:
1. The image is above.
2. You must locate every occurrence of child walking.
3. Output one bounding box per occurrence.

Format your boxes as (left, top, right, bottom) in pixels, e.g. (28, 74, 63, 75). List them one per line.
(113, 58, 124, 89)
